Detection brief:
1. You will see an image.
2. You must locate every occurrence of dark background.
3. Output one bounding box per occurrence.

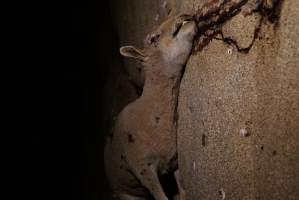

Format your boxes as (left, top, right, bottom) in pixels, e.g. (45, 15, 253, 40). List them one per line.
(30, 0, 118, 199)
(71, 0, 117, 199)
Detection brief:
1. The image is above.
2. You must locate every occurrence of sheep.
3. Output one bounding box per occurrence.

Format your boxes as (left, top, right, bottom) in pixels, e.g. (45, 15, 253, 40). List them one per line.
(104, 14, 197, 200)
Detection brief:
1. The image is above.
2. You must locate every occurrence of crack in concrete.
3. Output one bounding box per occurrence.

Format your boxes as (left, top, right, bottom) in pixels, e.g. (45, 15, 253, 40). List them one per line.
(213, 18, 263, 54)
(192, 0, 283, 54)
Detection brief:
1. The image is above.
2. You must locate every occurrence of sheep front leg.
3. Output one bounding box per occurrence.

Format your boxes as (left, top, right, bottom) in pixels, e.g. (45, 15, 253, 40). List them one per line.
(118, 193, 147, 200)
(174, 169, 186, 200)
(134, 164, 168, 200)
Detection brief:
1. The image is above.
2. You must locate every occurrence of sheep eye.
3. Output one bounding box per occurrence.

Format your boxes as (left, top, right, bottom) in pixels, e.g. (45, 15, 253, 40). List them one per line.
(172, 22, 182, 37)
(149, 34, 160, 44)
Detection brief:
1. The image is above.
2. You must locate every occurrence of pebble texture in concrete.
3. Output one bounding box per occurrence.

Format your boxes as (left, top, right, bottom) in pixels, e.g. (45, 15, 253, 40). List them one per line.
(177, 1, 299, 199)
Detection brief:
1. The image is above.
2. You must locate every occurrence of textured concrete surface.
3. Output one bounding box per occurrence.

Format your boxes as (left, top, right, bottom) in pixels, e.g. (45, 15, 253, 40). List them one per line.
(177, 0, 299, 199)
(111, 0, 299, 199)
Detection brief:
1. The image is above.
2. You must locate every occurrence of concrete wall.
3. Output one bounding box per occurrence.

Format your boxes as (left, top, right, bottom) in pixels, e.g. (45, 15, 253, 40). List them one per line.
(111, 0, 299, 199)
(178, 1, 299, 199)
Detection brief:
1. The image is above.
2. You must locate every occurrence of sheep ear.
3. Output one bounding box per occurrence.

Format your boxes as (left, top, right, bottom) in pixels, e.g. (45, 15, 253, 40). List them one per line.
(120, 46, 147, 62)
